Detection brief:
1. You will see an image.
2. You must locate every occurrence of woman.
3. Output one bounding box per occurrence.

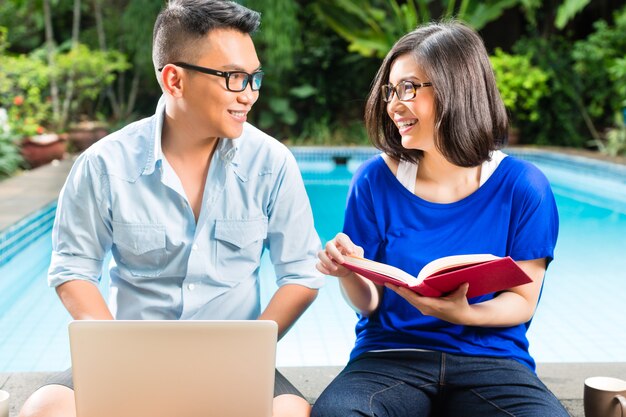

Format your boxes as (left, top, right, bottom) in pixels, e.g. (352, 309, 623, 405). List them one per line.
(313, 21, 569, 417)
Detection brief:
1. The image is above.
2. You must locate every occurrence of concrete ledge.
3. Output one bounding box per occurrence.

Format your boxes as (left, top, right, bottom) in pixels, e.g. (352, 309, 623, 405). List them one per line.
(4, 363, 626, 416)
(280, 365, 592, 416)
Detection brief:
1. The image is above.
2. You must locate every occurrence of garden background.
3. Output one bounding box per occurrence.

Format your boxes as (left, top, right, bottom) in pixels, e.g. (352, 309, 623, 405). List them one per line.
(1, 0, 626, 180)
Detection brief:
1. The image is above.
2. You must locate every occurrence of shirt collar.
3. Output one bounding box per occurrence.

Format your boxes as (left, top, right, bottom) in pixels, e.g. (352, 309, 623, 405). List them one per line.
(143, 95, 243, 176)
(140, 96, 166, 176)
(216, 136, 240, 166)
(153, 98, 166, 167)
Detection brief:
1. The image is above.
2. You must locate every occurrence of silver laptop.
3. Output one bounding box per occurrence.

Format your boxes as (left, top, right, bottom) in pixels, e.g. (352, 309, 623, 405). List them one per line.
(69, 320, 277, 417)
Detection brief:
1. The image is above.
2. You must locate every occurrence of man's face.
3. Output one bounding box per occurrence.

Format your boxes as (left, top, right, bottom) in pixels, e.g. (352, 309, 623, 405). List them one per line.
(182, 29, 261, 140)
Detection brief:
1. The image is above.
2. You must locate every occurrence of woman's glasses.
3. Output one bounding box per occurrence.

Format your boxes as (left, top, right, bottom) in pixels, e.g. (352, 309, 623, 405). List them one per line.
(381, 80, 432, 102)
(158, 62, 264, 92)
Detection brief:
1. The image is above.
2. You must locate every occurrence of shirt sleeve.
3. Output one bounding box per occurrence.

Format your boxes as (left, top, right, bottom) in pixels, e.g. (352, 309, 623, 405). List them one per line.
(509, 164, 559, 264)
(342, 158, 383, 260)
(48, 154, 113, 288)
(265, 151, 325, 289)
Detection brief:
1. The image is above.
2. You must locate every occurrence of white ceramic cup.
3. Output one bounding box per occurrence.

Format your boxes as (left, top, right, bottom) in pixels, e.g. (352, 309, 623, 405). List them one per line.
(0, 389, 10, 417)
(584, 376, 626, 417)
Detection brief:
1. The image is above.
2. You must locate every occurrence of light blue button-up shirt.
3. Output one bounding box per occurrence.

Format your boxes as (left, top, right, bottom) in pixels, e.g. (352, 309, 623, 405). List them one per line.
(48, 97, 324, 320)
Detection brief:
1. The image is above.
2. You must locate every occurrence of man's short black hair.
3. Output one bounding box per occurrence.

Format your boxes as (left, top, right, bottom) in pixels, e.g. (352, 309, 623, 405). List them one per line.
(152, 0, 260, 73)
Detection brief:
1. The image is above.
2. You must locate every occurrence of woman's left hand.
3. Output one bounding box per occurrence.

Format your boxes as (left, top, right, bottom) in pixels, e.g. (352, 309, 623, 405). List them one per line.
(388, 258, 547, 327)
(386, 282, 475, 325)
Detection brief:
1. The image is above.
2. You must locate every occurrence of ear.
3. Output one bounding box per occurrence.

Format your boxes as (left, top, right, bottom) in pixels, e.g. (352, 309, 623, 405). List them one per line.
(160, 64, 185, 98)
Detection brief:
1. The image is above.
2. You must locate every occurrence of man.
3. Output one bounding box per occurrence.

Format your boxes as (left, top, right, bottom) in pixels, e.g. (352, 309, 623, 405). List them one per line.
(18, 1, 323, 416)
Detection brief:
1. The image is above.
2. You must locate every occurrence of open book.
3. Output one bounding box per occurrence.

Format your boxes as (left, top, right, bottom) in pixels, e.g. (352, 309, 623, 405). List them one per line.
(341, 254, 532, 298)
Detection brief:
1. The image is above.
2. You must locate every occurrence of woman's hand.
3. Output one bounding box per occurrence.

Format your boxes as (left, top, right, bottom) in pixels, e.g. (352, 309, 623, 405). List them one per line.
(317, 233, 381, 316)
(387, 282, 476, 325)
(387, 258, 547, 327)
(316, 232, 364, 278)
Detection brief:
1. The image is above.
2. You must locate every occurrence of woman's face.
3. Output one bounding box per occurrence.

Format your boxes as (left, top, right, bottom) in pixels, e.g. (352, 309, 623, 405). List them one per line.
(386, 54, 436, 152)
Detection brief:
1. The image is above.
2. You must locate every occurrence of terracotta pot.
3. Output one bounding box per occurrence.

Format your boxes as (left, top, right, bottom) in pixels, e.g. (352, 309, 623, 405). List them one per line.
(21, 133, 68, 168)
(68, 121, 108, 151)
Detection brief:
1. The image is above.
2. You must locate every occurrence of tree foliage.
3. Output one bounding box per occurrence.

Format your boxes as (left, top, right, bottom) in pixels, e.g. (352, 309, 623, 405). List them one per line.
(312, 0, 520, 58)
(0, 0, 625, 157)
(572, 5, 626, 123)
(1, 0, 160, 127)
(490, 49, 549, 125)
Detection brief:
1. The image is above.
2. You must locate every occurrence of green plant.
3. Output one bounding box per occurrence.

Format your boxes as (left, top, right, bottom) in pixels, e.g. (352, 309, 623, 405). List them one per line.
(242, 1, 380, 143)
(94, 0, 163, 122)
(1, 0, 156, 126)
(241, 0, 302, 137)
(572, 5, 626, 129)
(52, 43, 129, 128)
(312, 0, 422, 58)
(511, 1, 626, 148)
(512, 36, 590, 147)
(603, 127, 626, 157)
(519, 0, 593, 32)
(292, 116, 369, 146)
(0, 26, 22, 178)
(286, 12, 380, 145)
(490, 48, 549, 125)
(0, 52, 52, 137)
(312, 0, 519, 58)
(0, 108, 22, 179)
(595, 113, 626, 157)
(0, 25, 6, 53)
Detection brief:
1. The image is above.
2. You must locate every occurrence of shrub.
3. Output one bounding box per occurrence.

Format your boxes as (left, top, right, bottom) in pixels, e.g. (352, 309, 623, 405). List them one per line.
(595, 113, 626, 157)
(490, 49, 549, 126)
(0, 53, 52, 138)
(53, 43, 129, 128)
(0, 35, 128, 137)
(0, 107, 22, 179)
(512, 36, 589, 147)
(572, 5, 626, 129)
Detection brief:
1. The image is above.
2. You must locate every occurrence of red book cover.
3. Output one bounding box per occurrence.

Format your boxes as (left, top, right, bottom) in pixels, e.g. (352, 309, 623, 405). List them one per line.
(342, 255, 532, 298)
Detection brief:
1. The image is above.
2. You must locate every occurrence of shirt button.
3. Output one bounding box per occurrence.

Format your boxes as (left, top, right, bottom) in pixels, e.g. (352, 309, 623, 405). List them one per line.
(188, 283, 196, 291)
(192, 244, 198, 251)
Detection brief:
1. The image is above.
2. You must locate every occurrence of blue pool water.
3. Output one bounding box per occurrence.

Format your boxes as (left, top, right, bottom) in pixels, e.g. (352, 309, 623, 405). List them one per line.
(1, 148, 625, 371)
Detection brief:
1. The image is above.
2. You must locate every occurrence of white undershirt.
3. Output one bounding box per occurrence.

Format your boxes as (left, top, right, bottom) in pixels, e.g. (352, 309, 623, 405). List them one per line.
(396, 150, 508, 194)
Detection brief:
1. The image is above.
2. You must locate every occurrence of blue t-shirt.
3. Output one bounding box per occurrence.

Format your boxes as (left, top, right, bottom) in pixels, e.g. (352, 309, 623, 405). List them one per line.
(343, 155, 559, 370)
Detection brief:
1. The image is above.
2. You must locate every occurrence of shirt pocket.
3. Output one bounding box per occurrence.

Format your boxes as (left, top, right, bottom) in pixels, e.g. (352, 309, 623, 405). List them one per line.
(214, 217, 268, 283)
(112, 222, 167, 277)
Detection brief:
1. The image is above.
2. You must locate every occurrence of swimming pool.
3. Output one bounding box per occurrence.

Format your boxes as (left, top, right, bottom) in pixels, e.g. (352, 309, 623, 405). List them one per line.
(1, 147, 625, 371)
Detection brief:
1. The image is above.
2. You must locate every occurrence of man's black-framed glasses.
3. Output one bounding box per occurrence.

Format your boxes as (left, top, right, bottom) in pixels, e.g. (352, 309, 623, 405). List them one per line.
(159, 62, 264, 92)
(381, 80, 432, 102)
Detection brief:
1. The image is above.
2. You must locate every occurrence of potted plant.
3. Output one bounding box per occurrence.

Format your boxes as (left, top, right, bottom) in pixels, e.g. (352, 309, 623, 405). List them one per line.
(68, 119, 109, 151)
(0, 46, 67, 168)
(56, 44, 126, 151)
(8, 95, 67, 168)
(20, 131, 68, 168)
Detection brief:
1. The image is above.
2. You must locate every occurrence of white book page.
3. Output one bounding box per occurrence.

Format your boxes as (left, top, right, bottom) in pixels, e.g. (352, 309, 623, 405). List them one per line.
(343, 255, 418, 285)
(417, 254, 500, 281)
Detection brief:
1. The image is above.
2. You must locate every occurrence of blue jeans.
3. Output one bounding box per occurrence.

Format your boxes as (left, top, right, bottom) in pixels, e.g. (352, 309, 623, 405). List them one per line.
(312, 350, 570, 417)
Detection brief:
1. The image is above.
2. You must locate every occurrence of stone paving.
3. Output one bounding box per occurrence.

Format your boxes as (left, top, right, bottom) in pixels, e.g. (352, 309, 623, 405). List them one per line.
(0, 156, 75, 232)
